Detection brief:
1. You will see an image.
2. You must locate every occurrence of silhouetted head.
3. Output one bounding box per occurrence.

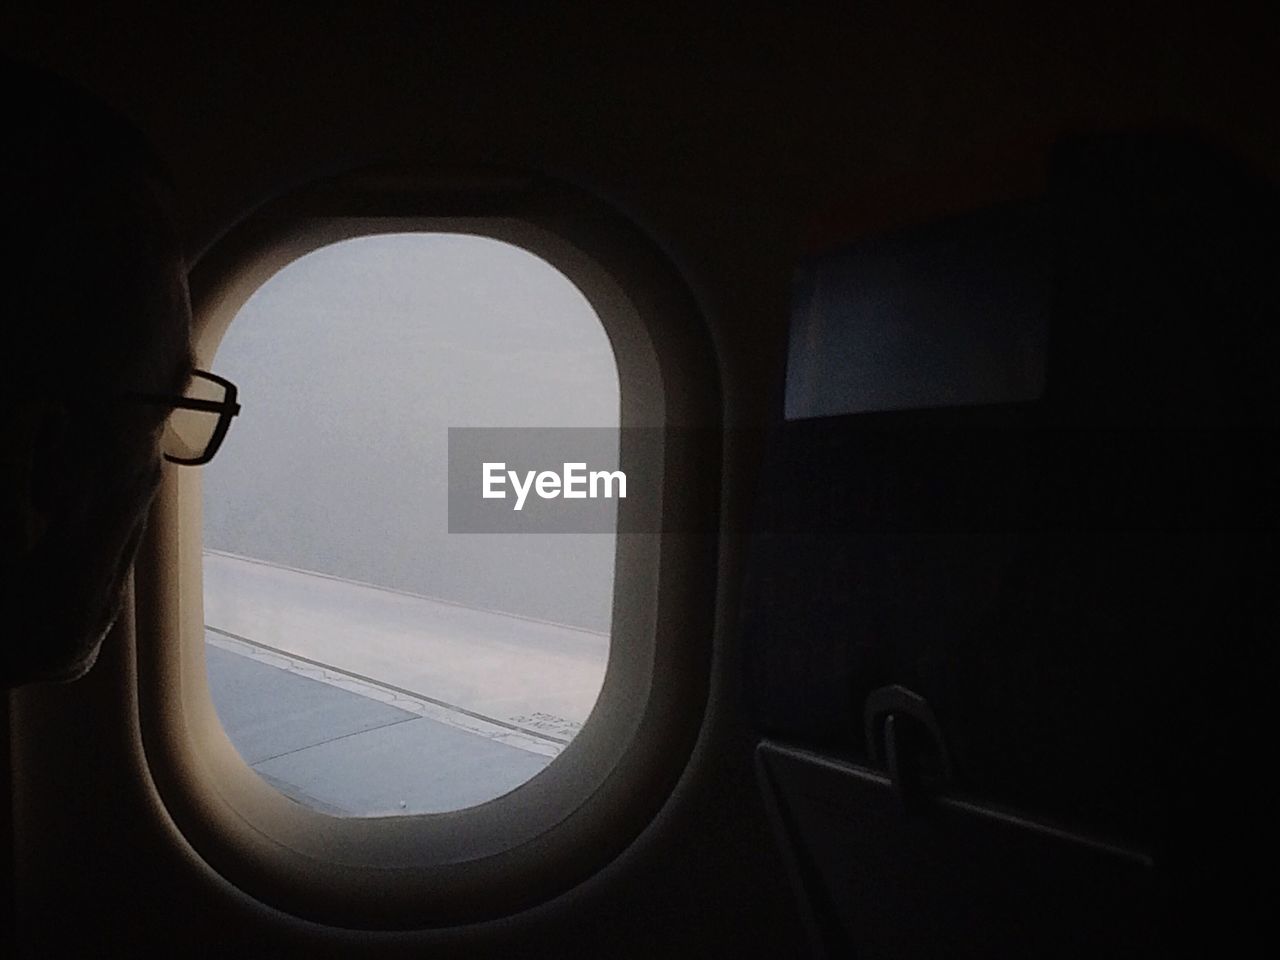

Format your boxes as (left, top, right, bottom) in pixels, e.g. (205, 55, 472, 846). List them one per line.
(1, 59, 193, 685)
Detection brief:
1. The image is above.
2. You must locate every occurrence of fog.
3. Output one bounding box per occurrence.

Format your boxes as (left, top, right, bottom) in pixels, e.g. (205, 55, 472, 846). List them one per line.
(202, 233, 619, 634)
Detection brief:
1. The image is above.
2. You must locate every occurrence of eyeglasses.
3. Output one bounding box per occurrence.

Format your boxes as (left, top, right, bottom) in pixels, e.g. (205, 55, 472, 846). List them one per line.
(121, 369, 241, 466)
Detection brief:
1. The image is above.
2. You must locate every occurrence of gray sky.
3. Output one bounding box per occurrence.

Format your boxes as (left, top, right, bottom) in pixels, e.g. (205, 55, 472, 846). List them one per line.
(202, 232, 620, 633)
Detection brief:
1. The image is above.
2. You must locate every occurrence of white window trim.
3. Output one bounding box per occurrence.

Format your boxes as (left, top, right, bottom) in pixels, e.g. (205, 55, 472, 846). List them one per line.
(133, 172, 721, 928)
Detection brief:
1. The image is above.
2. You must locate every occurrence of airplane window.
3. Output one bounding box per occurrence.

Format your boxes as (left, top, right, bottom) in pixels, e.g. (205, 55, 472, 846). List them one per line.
(201, 232, 618, 816)
(143, 191, 712, 923)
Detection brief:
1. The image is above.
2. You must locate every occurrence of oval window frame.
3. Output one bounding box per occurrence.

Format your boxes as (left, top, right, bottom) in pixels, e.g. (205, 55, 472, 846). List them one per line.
(133, 169, 720, 929)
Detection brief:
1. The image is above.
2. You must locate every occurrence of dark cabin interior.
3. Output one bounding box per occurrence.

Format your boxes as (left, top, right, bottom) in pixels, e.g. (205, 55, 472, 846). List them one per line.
(3, 4, 1277, 957)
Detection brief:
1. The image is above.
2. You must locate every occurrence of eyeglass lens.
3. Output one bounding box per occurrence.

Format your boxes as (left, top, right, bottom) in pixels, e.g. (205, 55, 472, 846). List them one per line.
(162, 374, 228, 463)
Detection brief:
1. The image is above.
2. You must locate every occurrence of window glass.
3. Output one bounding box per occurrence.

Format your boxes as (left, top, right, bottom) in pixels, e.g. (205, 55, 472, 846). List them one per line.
(202, 233, 618, 816)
